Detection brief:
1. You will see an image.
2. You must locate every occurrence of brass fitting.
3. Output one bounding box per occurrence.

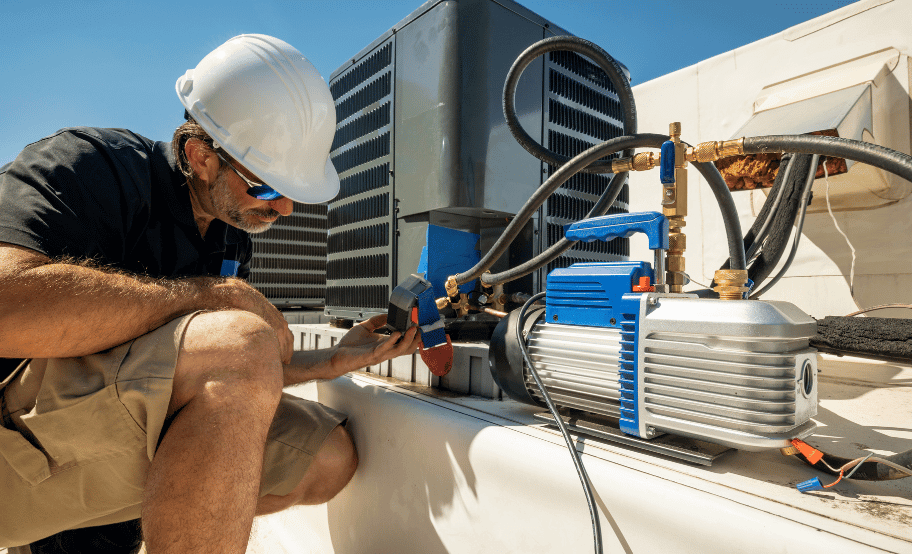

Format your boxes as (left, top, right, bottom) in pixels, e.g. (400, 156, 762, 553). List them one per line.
(611, 151, 659, 173)
(491, 283, 505, 312)
(713, 269, 749, 300)
(435, 297, 451, 310)
(444, 275, 459, 298)
(780, 445, 800, 456)
(685, 138, 745, 163)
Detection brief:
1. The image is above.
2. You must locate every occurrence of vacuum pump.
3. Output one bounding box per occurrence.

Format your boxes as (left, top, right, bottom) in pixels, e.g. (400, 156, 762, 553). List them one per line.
(489, 212, 819, 451)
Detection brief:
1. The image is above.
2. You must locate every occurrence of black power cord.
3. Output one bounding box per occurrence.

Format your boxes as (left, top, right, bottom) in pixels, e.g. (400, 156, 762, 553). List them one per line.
(517, 292, 603, 554)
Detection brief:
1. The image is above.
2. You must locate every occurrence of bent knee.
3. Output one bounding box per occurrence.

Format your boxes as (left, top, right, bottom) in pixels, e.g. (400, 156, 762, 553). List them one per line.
(170, 310, 284, 415)
(297, 425, 358, 505)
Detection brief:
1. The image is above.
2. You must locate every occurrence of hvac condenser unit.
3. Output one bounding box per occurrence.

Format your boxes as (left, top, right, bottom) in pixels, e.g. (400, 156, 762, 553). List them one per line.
(325, 0, 631, 319)
(248, 203, 327, 307)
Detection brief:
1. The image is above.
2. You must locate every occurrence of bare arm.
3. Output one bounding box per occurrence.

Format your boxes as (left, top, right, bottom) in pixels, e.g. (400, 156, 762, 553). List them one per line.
(283, 315, 422, 386)
(0, 243, 293, 361)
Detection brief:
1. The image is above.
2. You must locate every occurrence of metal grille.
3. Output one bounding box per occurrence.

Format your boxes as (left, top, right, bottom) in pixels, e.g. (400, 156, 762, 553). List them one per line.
(642, 333, 802, 432)
(248, 203, 327, 307)
(325, 41, 395, 317)
(542, 51, 629, 277)
(525, 322, 624, 419)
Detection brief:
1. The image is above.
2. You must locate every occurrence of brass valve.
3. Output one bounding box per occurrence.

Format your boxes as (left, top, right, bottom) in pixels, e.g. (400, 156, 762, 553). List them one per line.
(664, 122, 688, 293)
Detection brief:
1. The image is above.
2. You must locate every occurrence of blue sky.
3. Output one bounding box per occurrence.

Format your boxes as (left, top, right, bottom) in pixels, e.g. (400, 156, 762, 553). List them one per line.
(1, 0, 857, 166)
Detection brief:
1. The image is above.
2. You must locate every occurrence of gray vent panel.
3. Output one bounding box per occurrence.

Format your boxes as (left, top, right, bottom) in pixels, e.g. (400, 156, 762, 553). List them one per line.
(248, 203, 327, 307)
(326, 38, 395, 316)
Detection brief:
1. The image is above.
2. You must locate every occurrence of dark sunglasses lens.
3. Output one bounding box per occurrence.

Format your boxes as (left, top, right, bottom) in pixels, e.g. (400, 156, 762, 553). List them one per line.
(247, 185, 282, 201)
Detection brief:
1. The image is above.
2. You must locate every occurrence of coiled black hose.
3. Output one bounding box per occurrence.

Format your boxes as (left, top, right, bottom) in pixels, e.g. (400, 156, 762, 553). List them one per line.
(691, 159, 748, 272)
(504, 36, 637, 173)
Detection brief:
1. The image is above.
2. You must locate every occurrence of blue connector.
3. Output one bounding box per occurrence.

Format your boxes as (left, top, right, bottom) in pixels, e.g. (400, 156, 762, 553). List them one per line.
(796, 477, 824, 493)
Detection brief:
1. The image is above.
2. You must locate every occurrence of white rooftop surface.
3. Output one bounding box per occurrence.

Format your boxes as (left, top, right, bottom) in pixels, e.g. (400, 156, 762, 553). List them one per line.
(241, 338, 911, 553)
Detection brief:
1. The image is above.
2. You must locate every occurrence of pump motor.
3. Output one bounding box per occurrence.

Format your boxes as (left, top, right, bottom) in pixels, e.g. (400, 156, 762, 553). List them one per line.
(489, 212, 818, 451)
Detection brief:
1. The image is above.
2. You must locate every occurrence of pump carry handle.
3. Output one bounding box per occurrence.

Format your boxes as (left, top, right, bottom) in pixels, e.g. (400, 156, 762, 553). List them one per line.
(565, 211, 669, 251)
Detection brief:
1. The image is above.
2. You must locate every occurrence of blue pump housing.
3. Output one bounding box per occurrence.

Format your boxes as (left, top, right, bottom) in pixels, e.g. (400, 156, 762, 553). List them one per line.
(545, 262, 649, 437)
(542, 212, 671, 438)
(545, 262, 652, 329)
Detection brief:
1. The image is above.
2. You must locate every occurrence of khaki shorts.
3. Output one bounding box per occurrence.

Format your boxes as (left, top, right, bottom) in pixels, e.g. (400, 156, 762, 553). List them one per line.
(0, 313, 346, 548)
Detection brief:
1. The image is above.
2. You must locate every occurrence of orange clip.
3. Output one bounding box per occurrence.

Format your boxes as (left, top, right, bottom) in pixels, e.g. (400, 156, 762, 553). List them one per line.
(420, 335, 454, 377)
(410, 306, 419, 325)
(632, 276, 655, 292)
(791, 439, 824, 465)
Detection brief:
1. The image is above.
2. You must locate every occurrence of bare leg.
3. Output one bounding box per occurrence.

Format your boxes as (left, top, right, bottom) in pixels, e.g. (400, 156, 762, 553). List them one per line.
(255, 424, 359, 515)
(142, 311, 284, 554)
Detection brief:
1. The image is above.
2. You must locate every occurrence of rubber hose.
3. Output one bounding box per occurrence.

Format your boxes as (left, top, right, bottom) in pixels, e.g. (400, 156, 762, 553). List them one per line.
(453, 133, 668, 287)
(746, 154, 794, 261)
(743, 135, 912, 182)
(475, 139, 749, 286)
(716, 154, 793, 273)
(750, 155, 819, 299)
(745, 154, 814, 290)
(799, 448, 912, 481)
(691, 159, 747, 271)
(482, 171, 628, 286)
(504, 35, 636, 173)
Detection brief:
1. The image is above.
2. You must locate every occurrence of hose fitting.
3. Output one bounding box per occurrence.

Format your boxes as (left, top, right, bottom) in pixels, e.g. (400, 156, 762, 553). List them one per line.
(445, 275, 459, 298)
(713, 269, 749, 300)
(686, 138, 745, 163)
(611, 151, 659, 173)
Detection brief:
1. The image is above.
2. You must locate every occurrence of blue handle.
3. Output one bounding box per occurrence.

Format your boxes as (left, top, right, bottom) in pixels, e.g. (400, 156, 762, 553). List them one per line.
(565, 212, 669, 251)
(660, 140, 676, 184)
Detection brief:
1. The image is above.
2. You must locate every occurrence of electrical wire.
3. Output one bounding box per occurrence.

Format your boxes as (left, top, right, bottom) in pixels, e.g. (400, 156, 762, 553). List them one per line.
(750, 155, 819, 299)
(845, 304, 912, 316)
(517, 292, 603, 554)
(746, 154, 795, 262)
(822, 159, 858, 297)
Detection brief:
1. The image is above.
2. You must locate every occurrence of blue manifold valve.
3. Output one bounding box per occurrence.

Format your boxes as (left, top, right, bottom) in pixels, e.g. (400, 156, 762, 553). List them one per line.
(489, 212, 819, 451)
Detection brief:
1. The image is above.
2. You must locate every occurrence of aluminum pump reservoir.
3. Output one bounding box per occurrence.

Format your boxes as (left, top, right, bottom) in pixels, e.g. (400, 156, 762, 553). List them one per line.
(489, 213, 818, 451)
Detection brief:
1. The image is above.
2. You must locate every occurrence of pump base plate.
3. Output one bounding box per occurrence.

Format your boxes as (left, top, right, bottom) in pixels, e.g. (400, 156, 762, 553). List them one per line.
(534, 410, 733, 466)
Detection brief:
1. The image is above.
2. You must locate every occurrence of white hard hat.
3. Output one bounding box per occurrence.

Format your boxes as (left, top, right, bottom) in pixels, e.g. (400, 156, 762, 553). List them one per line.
(176, 34, 339, 203)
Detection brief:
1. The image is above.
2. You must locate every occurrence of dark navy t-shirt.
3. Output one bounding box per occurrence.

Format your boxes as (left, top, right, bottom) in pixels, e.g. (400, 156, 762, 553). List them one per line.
(0, 127, 252, 377)
(0, 127, 251, 279)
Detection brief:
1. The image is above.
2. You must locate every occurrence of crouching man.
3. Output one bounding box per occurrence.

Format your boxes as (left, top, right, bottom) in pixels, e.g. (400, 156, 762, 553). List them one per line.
(0, 34, 418, 553)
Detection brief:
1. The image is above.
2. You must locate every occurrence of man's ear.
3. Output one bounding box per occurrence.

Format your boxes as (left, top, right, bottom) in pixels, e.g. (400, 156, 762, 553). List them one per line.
(185, 139, 219, 183)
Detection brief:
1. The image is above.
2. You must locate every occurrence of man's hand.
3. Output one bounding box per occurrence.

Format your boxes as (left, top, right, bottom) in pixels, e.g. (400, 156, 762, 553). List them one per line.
(331, 314, 422, 377)
(281, 315, 422, 386)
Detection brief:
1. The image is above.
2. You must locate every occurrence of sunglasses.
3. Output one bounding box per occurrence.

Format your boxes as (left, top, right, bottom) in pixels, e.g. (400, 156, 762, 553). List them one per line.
(216, 152, 283, 201)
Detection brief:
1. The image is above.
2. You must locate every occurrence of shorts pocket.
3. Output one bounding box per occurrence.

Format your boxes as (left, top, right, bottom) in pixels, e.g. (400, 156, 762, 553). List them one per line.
(0, 423, 51, 486)
(19, 385, 145, 471)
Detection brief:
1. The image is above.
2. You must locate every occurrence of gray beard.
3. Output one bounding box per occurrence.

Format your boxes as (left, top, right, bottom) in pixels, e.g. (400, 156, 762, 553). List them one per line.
(209, 171, 279, 234)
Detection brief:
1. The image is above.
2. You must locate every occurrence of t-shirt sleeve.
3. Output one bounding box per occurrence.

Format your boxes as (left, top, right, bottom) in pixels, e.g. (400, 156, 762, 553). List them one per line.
(0, 130, 137, 261)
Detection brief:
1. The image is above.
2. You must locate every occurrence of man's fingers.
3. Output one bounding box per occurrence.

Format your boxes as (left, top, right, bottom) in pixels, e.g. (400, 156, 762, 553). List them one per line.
(360, 314, 388, 332)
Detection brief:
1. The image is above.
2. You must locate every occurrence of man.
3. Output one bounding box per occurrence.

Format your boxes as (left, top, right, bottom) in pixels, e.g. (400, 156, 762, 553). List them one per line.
(0, 34, 420, 553)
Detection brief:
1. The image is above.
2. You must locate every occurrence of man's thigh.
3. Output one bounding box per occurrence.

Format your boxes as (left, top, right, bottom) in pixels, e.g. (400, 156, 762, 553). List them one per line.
(0, 314, 194, 547)
(0, 317, 347, 549)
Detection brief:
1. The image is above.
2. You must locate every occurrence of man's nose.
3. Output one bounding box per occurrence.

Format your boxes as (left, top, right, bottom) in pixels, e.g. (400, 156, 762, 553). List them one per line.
(270, 197, 293, 216)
